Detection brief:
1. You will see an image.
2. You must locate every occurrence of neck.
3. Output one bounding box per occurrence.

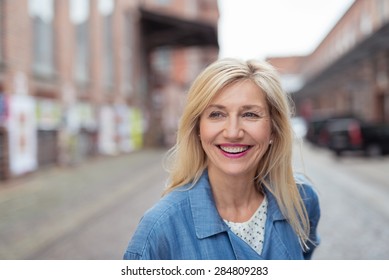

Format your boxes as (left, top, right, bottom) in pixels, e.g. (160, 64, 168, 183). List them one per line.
(208, 167, 263, 222)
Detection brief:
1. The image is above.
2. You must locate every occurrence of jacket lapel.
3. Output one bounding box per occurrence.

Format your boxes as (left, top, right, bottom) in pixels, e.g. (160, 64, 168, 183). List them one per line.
(261, 188, 293, 259)
(188, 171, 229, 239)
(188, 171, 294, 259)
(227, 230, 265, 260)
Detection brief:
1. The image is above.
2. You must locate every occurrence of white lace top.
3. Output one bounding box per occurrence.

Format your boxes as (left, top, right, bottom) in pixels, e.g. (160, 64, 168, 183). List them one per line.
(224, 196, 268, 255)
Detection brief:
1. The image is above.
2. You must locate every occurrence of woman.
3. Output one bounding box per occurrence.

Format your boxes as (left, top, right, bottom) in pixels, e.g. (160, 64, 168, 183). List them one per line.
(123, 58, 320, 260)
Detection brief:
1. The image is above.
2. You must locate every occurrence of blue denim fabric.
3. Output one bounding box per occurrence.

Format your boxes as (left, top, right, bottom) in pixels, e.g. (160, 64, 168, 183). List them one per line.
(123, 170, 320, 260)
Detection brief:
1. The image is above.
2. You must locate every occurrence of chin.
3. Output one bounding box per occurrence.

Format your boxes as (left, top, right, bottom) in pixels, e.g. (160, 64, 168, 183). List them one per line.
(216, 165, 255, 178)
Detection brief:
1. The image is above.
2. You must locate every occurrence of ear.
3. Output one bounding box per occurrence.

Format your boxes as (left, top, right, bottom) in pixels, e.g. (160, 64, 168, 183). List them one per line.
(269, 131, 275, 144)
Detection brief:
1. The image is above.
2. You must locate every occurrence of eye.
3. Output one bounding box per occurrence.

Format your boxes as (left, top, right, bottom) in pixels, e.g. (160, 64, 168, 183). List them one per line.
(208, 111, 225, 119)
(242, 112, 260, 118)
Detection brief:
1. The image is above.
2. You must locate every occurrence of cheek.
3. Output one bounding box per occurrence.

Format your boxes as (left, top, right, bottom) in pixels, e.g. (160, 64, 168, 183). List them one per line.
(199, 119, 214, 142)
(248, 121, 272, 139)
(263, 119, 273, 136)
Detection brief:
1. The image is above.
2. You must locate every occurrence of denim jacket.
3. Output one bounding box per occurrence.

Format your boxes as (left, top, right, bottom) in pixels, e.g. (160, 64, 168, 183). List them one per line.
(123, 170, 320, 260)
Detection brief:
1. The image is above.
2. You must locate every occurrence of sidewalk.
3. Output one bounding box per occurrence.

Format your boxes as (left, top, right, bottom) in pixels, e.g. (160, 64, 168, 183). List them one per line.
(0, 149, 168, 259)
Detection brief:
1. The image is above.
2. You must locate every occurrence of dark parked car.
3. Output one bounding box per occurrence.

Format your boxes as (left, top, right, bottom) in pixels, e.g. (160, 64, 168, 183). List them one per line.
(306, 116, 331, 146)
(326, 117, 389, 157)
(305, 115, 359, 147)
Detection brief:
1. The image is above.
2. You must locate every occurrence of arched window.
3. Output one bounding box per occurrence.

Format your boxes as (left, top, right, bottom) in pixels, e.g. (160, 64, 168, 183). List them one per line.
(29, 0, 54, 77)
(70, 0, 90, 83)
(99, 0, 114, 88)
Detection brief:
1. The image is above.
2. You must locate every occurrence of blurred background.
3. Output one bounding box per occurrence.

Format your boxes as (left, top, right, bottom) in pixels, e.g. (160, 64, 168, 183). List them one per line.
(0, 0, 388, 260)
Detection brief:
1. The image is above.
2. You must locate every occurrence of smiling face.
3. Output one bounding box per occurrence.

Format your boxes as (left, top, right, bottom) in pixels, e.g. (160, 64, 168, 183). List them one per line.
(199, 79, 273, 180)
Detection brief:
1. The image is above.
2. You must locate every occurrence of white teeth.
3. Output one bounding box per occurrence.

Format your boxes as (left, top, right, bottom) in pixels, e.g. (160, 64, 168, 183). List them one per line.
(219, 146, 249, 154)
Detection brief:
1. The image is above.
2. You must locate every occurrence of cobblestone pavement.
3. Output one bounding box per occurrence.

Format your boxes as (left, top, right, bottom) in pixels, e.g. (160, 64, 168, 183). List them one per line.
(0, 149, 168, 259)
(1, 143, 389, 260)
(293, 141, 389, 259)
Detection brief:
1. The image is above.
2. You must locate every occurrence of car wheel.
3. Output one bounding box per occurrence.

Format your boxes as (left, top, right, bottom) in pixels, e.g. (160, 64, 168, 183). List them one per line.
(365, 144, 382, 157)
(334, 149, 343, 157)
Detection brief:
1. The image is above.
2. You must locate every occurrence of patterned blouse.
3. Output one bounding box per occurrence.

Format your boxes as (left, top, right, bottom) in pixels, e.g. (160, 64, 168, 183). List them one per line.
(224, 196, 268, 255)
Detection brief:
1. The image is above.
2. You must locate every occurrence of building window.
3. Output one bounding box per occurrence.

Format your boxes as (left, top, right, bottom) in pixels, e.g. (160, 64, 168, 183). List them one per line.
(70, 0, 90, 83)
(99, 0, 115, 89)
(156, 0, 172, 5)
(186, 0, 198, 16)
(29, 0, 54, 77)
(360, 12, 372, 36)
(378, 0, 389, 24)
(122, 13, 134, 95)
(0, 0, 3, 63)
(185, 47, 201, 83)
(151, 47, 171, 87)
(153, 47, 171, 74)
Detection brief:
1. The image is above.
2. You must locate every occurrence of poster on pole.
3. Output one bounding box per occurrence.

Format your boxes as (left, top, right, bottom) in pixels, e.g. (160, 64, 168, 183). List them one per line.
(98, 105, 116, 155)
(7, 95, 37, 175)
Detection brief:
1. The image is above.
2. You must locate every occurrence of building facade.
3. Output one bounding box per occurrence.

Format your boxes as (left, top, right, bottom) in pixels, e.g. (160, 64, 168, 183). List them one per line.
(0, 0, 219, 180)
(275, 0, 389, 124)
(140, 0, 219, 146)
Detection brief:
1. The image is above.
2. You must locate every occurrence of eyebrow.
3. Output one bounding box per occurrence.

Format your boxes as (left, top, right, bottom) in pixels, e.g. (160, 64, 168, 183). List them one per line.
(241, 105, 266, 111)
(206, 104, 267, 111)
(206, 104, 225, 110)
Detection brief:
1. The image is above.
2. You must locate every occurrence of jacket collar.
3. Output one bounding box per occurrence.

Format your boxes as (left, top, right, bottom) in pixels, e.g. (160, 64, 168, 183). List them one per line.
(188, 170, 286, 240)
(188, 170, 228, 239)
(264, 187, 286, 222)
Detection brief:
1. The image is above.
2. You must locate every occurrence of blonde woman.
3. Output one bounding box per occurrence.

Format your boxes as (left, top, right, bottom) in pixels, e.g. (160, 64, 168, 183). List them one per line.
(124, 58, 320, 260)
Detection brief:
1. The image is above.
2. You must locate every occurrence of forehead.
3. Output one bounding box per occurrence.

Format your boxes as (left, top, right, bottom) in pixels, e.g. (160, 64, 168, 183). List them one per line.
(210, 80, 268, 107)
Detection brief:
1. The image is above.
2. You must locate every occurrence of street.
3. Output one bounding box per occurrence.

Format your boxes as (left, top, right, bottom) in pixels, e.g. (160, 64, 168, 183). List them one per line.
(294, 141, 389, 259)
(0, 149, 168, 260)
(0, 142, 388, 260)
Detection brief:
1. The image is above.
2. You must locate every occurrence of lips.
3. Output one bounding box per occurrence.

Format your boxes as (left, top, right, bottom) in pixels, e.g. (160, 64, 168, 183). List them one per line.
(217, 145, 252, 154)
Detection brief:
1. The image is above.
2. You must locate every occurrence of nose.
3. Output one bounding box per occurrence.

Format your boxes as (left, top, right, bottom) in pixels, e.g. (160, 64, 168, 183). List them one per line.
(223, 117, 244, 139)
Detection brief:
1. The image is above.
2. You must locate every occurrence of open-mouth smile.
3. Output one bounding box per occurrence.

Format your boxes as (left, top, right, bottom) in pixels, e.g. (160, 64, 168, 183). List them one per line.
(217, 145, 253, 155)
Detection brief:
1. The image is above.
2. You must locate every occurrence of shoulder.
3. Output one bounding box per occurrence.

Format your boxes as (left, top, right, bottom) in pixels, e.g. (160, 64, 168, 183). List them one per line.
(294, 173, 320, 217)
(138, 185, 192, 230)
(294, 173, 319, 200)
(124, 186, 192, 259)
(294, 173, 321, 258)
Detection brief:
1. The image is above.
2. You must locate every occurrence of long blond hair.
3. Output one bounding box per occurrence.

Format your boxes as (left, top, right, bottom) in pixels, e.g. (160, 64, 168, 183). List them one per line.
(163, 58, 310, 247)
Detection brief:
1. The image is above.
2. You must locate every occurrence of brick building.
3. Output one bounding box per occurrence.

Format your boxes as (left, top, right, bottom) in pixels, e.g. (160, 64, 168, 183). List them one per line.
(271, 0, 389, 124)
(0, 0, 219, 180)
(140, 0, 219, 146)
